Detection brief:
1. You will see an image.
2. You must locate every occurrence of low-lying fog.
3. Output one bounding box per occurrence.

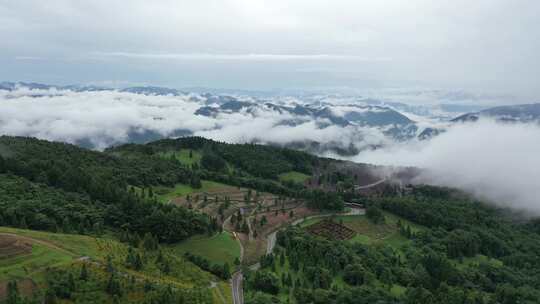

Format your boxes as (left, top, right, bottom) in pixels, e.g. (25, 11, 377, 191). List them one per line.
(352, 120, 540, 214)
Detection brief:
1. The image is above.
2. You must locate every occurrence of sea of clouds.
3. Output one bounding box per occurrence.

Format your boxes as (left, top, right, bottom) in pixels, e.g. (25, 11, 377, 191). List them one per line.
(1, 88, 539, 214)
(0, 88, 389, 150)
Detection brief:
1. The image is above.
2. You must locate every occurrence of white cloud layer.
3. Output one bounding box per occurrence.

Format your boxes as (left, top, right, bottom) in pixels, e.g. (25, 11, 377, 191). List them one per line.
(0, 88, 388, 150)
(353, 120, 540, 214)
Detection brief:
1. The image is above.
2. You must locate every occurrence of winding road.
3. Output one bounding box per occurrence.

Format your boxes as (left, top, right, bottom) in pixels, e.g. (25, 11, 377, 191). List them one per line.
(354, 178, 386, 190)
(230, 179, 380, 304)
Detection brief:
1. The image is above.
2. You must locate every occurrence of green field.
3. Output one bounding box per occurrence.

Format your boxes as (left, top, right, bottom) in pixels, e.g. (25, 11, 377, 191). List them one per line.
(0, 227, 216, 287)
(0, 227, 224, 303)
(154, 180, 229, 203)
(0, 227, 116, 259)
(169, 231, 241, 266)
(158, 149, 202, 166)
(301, 212, 423, 249)
(0, 242, 73, 281)
(278, 171, 310, 183)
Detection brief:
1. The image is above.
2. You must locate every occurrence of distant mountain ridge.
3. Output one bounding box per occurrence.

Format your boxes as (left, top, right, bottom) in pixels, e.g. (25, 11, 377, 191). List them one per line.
(452, 103, 540, 123)
(4, 81, 536, 156)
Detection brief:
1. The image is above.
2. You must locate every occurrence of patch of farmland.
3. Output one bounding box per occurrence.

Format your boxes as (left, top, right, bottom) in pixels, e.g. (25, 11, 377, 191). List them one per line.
(307, 219, 356, 240)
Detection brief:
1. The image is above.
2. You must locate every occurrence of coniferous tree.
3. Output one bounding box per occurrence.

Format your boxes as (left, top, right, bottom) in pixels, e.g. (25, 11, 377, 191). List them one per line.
(6, 281, 20, 304)
(0, 155, 5, 173)
(80, 263, 88, 281)
(222, 263, 231, 279)
(106, 274, 122, 296)
(44, 288, 57, 304)
(106, 255, 114, 273)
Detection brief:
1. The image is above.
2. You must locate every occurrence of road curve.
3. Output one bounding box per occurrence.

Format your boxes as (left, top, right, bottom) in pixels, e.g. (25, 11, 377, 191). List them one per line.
(231, 204, 367, 304)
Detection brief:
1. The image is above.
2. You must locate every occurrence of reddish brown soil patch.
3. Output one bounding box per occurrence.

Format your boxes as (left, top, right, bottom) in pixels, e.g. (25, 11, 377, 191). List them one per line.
(253, 206, 316, 236)
(307, 219, 355, 240)
(0, 235, 32, 259)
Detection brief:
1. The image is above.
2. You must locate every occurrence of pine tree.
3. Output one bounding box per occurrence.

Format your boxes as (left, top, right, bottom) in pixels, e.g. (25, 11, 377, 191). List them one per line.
(68, 273, 76, 291)
(156, 250, 164, 264)
(133, 253, 143, 270)
(0, 155, 5, 173)
(126, 247, 135, 267)
(106, 274, 122, 296)
(19, 217, 28, 229)
(6, 281, 19, 304)
(144, 280, 153, 292)
(106, 255, 115, 273)
(142, 233, 158, 251)
(44, 288, 57, 304)
(160, 258, 171, 274)
(79, 263, 89, 281)
(222, 263, 231, 279)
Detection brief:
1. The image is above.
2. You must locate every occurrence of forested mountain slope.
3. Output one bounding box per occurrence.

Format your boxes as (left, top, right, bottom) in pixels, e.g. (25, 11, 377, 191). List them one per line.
(0, 136, 539, 303)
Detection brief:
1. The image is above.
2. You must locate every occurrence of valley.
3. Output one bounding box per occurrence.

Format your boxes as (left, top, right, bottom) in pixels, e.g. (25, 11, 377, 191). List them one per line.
(0, 136, 539, 304)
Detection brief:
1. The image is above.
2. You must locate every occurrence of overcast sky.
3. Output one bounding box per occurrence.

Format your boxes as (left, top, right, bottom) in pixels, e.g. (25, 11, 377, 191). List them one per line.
(1, 0, 539, 95)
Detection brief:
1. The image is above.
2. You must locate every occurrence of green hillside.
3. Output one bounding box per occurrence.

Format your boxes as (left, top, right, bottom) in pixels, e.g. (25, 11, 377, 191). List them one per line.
(1, 136, 540, 303)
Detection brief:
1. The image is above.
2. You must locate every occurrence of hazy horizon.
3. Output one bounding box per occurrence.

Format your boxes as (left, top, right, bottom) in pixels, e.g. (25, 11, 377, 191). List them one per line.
(2, 0, 540, 99)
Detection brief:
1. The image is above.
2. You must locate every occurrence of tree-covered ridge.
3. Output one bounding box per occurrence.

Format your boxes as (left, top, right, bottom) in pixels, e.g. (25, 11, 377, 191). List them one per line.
(375, 186, 540, 277)
(109, 136, 321, 179)
(245, 186, 540, 304)
(0, 136, 211, 243)
(0, 136, 193, 188)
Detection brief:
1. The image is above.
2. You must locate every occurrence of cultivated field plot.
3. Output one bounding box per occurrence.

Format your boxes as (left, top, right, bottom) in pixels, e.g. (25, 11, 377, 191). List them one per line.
(171, 183, 288, 220)
(252, 205, 317, 236)
(0, 234, 74, 282)
(307, 219, 355, 240)
(0, 234, 32, 259)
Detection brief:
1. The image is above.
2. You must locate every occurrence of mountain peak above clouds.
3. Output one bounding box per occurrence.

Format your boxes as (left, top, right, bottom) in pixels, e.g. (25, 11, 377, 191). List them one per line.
(3, 81, 533, 156)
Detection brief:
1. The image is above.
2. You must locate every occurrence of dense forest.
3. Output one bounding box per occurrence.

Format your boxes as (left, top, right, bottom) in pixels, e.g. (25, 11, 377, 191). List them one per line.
(244, 186, 540, 304)
(137, 137, 320, 179)
(0, 136, 210, 242)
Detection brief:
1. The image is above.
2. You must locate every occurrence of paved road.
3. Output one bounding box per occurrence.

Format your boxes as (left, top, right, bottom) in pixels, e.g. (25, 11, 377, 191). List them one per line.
(231, 185, 375, 304)
(231, 272, 244, 304)
(354, 178, 386, 190)
(266, 231, 276, 255)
